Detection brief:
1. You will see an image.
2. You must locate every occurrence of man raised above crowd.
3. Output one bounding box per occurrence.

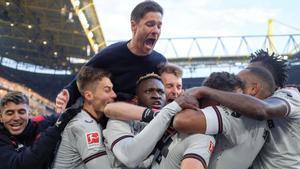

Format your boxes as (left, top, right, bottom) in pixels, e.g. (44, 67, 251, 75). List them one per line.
(56, 0, 166, 112)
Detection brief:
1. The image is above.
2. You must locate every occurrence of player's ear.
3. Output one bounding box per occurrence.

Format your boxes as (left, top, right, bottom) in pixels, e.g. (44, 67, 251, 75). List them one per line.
(84, 90, 93, 101)
(131, 20, 137, 34)
(250, 82, 260, 96)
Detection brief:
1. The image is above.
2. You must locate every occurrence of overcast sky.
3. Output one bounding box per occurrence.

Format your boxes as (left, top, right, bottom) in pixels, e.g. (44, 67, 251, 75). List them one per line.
(94, 0, 299, 40)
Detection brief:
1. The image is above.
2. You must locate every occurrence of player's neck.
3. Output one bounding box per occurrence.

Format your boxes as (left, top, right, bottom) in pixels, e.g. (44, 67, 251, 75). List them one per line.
(127, 40, 147, 56)
(83, 104, 101, 121)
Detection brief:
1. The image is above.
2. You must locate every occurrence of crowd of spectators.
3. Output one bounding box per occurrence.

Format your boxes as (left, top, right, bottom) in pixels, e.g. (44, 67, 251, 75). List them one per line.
(0, 76, 55, 116)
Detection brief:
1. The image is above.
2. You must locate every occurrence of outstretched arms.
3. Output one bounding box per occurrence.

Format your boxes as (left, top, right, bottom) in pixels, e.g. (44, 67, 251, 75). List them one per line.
(104, 101, 182, 168)
(104, 93, 199, 122)
(104, 102, 146, 121)
(185, 86, 288, 120)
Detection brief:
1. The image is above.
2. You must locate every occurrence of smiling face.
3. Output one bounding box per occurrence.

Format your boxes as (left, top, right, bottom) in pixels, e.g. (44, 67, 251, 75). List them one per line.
(0, 102, 29, 136)
(136, 78, 166, 109)
(130, 11, 162, 55)
(161, 72, 183, 102)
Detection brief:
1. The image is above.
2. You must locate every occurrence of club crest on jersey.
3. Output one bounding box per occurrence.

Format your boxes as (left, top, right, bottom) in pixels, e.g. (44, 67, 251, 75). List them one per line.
(86, 132, 100, 149)
(208, 140, 215, 153)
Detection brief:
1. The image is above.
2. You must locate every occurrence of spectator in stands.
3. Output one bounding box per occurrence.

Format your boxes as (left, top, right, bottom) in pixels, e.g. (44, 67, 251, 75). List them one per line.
(159, 63, 183, 102)
(56, 1, 166, 112)
(0, 91, 80, 169)
(52, 66, 117, 169)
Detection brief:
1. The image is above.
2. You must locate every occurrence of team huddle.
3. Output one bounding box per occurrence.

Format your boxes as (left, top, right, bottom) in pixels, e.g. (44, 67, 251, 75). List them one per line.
(0, 1, 299, 169)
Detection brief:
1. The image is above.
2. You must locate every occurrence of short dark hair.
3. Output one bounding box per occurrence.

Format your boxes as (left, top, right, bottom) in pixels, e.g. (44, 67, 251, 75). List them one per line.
(131, 1, 163, 22)
(136, 72, 162, 86)
(202, 72, 244, 92)
(249, 49, 288, 88)
(76, 66, 111, 95)
(135, 73, 163, 101)
(0, 91, 29, 112)
(159, 63, 183, 78)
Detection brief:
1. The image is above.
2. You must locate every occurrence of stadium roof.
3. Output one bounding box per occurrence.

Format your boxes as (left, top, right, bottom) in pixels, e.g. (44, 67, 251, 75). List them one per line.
(0, 0, 106, 74)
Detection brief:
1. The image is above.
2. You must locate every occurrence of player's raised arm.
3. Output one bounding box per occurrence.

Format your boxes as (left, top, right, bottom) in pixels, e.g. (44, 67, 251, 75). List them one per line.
(186, 86, 288, 120)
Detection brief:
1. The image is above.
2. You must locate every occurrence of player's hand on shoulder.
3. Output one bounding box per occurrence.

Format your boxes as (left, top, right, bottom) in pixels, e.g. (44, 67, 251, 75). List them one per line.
(55, 98, 83, 131)
(175, 93, 199, 110)
(56, 89, 70, 113)
(184, 86, 209, 99)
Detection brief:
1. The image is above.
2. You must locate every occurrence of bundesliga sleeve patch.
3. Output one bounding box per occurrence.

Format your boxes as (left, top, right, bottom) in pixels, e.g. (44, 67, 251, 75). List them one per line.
(86, 132, 100, 149)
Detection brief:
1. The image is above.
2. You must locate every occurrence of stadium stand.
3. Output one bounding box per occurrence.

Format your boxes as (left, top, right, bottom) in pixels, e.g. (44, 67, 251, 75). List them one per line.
(0, 65, 74, 101)
(0, 75, 56, 116)
(1, 62, 299, 107)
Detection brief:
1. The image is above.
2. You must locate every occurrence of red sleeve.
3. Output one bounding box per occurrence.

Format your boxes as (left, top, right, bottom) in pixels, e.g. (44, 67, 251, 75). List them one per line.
(31, 116, 46, 123)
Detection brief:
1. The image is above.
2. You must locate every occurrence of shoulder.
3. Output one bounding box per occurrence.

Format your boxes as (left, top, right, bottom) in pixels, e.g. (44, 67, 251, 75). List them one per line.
(106, 119, 131, 128)
(202, 106, 239, 135)
(105, 119, 133, 134)
(0, 132, 11, 146)
(150, 50, 166, 61)
(202, 106, 230, 117)
(98, 41, 128, 56)
(67, 111, 99, 133)
(31, 114, 58, 127)
(106, 41, 128, 49)
(273, 87, 300, 100)
(87, 41, 128, 66)
(27, 117, 52, 134)
(272, 87, 300, 118)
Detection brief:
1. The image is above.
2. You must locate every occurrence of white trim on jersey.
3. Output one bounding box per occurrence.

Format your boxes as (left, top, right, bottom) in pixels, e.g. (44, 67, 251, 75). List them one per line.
(202, 106, 222, 135)
(269, 96, 291, 117)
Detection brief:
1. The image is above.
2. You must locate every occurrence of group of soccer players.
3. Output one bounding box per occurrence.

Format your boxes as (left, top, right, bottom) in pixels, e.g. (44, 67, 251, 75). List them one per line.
(0, 1, 299, 169)
(53, 1, 299, 169)
(53, 51, 300, 169)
